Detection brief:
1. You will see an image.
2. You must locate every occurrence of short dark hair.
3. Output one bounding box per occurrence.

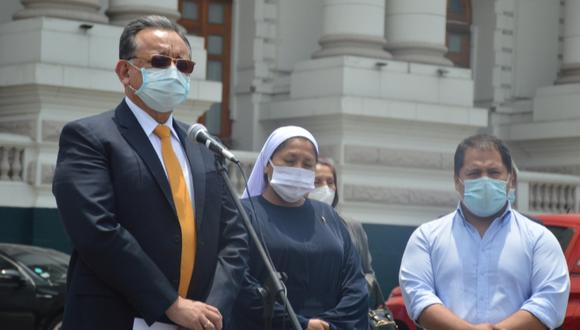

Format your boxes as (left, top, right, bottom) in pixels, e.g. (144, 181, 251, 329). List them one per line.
(317, 158, 339, 208)
(119, 15, 191, 60)
(454, 134, 513, 177)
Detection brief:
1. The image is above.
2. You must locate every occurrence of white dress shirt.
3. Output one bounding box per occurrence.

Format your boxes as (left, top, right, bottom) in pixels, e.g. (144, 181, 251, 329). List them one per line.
(125, 97, 194, 200)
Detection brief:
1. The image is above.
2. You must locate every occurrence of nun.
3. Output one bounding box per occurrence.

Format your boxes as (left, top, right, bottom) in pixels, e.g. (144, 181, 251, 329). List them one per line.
(233, 126, 368, 330)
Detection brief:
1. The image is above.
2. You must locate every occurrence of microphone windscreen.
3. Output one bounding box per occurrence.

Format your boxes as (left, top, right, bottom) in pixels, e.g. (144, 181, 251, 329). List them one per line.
(187, 123, 208, 142)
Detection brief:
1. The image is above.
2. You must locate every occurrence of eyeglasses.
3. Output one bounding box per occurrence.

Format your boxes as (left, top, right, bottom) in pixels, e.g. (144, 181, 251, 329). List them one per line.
(129, 54, 196, 74)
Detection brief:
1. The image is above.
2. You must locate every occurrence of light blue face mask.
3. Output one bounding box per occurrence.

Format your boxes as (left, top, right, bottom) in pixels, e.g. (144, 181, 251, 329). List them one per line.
(462, 176, 509, 217)
(129, 63, 190, 113)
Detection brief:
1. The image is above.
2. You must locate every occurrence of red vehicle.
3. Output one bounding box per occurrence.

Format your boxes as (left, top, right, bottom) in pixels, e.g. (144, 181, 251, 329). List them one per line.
(386, 213, 580, 330)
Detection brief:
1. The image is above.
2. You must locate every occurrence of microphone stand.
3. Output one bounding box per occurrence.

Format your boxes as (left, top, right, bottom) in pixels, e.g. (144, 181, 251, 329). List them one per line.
(215, 157, 302, 330)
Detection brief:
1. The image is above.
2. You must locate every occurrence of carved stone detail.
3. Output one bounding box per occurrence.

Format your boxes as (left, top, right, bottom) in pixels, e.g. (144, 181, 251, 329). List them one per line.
(0, 121, 36, 140)
(343, 184, 457, 208)
(344, 145, 453, 170)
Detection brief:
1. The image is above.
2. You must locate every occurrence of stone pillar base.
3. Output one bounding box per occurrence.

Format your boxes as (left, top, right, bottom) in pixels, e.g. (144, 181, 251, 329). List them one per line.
(556, 63, 580, 84)
(312, 34, 392, 60)
(387, 41, 453, 66)
(14, 2, 108, 23)
(107, 5, 181, 26)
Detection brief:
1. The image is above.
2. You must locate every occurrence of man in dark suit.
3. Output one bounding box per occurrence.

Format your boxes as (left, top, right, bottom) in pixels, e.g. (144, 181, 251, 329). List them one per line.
(52, 15, 247, 330)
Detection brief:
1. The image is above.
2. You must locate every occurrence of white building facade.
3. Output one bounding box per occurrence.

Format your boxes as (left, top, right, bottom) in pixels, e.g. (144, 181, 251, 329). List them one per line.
(0, 0, 579, 292)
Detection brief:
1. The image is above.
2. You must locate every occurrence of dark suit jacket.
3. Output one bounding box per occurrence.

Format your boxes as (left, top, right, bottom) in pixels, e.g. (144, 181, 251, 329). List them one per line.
(52, 100, 248, 329)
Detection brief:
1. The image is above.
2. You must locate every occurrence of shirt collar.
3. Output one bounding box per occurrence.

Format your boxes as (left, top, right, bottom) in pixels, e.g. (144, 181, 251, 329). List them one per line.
(125, 96, 179, 139)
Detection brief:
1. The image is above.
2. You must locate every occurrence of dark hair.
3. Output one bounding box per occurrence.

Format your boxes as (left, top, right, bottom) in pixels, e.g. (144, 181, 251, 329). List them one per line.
(119, 15, 191, 60)
(317, 158, 339, 208)
(271, 137, 318, 162)
(454, 134, 513, 177)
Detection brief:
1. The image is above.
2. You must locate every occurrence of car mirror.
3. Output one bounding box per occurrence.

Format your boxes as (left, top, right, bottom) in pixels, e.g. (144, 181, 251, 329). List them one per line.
(0, 268, 25, 288)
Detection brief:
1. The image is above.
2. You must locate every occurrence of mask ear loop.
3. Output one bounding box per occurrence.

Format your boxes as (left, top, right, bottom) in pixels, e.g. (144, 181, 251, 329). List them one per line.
(125, 60, 143, 94)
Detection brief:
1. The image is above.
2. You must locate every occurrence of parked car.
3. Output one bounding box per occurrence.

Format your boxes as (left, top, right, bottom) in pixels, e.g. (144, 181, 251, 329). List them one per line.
(0, 243, 69, 330)
(386, 213, 580, 330)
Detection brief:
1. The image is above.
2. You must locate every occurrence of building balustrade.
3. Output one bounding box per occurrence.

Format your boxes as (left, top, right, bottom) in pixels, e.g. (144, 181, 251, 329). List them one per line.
(517, 171, 580, 214)
(0, 134, 30, 183)
(0, 133, 578, 217)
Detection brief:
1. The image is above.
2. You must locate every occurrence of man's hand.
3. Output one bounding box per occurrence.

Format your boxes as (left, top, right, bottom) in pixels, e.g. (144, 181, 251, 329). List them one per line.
(306, 319, 330, 330)
(166, 296, 223, 330)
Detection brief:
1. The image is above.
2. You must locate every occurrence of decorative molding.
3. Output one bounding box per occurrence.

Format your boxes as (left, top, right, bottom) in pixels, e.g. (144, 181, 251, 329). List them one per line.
(493, 0, 516, 104)
(343, 184, 457, 208)
(344, 145, 453, 170)
(0, 120, 36, 140)
(313, 34, 391, 60)
(524, 165, 580, 176)
(13, 0, 108, 23)
(386, 41, 451, 66)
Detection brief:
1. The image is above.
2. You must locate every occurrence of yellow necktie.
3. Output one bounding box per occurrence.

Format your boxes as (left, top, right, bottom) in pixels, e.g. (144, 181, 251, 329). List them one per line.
(153, 125, 196, 297)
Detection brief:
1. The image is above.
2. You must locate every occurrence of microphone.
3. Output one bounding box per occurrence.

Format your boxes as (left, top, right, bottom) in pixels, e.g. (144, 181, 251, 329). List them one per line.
(187, 123, 239, 163)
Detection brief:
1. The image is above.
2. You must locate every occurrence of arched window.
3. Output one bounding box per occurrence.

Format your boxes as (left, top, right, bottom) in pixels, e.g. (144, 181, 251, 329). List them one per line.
(178, 0, 233, 142)
(446, 0, 472, 68)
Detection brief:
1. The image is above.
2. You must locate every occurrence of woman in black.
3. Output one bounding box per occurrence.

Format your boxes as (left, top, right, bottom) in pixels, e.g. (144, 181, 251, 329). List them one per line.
(234, 126, 368, 330)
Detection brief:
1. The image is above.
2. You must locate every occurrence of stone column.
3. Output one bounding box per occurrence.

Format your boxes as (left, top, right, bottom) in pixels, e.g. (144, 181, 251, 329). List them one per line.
(13, 0, 108, 23)
(385, 0, 452, 66)
(558, 0, 580, 84)
(107, 0, 180, 26)
(312, 0, 392, 60)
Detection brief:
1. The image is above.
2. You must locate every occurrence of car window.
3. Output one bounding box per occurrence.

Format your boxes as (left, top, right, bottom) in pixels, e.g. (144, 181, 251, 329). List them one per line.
(545, 225, 574, 252)
(10, 251, 67, 285)
(0, 255, 16, 271)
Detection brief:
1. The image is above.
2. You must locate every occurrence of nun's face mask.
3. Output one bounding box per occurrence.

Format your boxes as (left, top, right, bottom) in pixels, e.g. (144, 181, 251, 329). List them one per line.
(266, 138, 317, 203)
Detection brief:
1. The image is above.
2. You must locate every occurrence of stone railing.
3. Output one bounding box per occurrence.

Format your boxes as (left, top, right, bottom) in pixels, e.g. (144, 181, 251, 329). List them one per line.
(226, 150, 258, 196)
(0, 134, 32, 183)
(517, 171, 580, 214)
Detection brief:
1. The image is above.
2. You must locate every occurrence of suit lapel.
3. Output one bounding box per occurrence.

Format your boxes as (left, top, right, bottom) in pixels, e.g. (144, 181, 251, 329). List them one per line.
(175, 122, 206, 232)
(113, 101, 176, 215)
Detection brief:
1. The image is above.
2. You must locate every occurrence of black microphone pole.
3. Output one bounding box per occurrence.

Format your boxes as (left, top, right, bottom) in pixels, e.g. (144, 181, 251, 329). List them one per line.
(214, 157, 302, 330)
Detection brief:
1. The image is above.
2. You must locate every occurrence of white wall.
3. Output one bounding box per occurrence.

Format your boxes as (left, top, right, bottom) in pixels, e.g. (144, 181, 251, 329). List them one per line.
(275, 0, 323, 72)
(512, 0, 560, 98)
(0, 0, 22, 24)
(472, 0, 495, 107)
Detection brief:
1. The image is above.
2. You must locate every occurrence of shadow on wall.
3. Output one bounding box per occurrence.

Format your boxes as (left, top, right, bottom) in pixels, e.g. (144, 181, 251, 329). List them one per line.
(0, 207, 71, 253)
(363, 223, 416, 297)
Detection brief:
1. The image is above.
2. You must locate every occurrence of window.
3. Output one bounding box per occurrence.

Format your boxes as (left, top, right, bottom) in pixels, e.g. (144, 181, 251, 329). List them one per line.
(178, 0, 233, 142)
(546, 225, 575, 253)
(446, 0, 471, 68)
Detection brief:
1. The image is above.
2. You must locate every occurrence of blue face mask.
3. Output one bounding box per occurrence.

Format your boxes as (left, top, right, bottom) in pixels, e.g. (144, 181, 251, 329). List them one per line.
(462, 176, 509, 217)
(129, 63, 190, 113)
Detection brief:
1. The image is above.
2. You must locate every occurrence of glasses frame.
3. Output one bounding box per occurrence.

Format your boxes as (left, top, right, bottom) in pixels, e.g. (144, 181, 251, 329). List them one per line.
(128, 54, 196, 74)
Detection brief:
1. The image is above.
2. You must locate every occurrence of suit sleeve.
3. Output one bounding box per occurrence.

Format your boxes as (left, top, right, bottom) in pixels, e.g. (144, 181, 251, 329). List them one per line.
(52, 121, 177, 324)
(205, 164, 249, 322)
